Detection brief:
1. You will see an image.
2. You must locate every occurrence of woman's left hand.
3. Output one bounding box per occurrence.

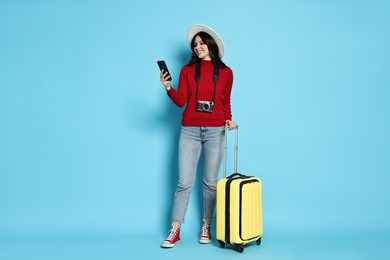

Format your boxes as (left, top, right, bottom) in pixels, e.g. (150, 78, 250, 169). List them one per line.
(225, 120, 237, 130)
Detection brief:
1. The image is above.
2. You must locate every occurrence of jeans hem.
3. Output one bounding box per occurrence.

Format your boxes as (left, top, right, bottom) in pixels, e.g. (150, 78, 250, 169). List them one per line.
(172, 219, 185, 224)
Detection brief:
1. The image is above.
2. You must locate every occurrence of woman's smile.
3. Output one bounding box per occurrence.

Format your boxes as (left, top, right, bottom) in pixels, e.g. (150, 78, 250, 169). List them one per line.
(193, 35, 211, 60)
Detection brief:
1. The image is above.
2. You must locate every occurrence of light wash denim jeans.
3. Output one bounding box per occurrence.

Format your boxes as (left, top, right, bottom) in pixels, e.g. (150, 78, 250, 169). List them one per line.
(172, 126, 225, 224)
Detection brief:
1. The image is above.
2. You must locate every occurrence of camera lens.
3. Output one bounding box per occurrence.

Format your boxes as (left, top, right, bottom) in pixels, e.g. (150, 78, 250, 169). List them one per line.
(203, 103, 209, 110)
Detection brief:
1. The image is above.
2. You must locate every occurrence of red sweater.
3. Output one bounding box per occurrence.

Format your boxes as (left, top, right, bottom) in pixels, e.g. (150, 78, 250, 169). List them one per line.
(167, 60, 233, 126)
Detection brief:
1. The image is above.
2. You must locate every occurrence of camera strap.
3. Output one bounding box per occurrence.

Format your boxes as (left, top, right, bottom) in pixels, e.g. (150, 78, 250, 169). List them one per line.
(195, 60, 219, 103)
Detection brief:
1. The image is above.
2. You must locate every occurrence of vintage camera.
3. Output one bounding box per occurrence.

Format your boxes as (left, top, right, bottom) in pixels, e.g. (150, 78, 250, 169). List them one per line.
(196, 100, 214, 113)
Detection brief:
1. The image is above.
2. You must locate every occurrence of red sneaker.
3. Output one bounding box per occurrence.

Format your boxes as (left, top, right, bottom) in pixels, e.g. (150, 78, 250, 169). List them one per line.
(199, 219, 212, 244)
(161, 224, 181, 248)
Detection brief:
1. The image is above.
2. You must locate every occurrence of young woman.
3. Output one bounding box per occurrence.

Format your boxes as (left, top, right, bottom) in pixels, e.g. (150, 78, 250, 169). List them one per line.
(160, 24, 237, 248)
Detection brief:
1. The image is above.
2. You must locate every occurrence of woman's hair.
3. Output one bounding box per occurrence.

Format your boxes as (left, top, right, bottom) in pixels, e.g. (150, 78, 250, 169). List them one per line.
(188, 32, 226, 67)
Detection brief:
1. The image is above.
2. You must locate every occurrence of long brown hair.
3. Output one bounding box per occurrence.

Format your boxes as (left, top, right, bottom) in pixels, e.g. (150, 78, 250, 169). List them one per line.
(188, 32, 226, 67)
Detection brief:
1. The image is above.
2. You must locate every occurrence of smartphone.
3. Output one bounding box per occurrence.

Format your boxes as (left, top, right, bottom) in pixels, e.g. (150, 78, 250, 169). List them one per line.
(157, 60, 172, 81)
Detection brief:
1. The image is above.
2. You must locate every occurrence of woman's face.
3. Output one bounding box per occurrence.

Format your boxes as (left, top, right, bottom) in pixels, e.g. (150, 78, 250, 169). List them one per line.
(193, 35, 211, 60)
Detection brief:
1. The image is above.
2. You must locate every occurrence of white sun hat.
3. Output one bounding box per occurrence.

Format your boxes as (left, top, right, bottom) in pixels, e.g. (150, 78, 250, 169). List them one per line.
(187, 24, 225, 58)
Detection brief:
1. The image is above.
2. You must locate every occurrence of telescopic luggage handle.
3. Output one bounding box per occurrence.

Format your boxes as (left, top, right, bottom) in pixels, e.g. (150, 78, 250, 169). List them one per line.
(223, 125, 239, 178)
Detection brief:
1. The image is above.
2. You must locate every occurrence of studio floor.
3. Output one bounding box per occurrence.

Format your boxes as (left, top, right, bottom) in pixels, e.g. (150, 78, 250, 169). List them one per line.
(1, 230, 389, 260)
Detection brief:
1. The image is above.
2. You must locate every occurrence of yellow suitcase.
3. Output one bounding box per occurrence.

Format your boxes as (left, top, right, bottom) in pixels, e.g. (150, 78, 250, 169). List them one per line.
(216, 127, 263, 253)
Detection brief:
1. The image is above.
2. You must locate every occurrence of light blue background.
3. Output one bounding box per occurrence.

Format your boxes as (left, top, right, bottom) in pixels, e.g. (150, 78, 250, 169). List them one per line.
(1, 0, 389, 259)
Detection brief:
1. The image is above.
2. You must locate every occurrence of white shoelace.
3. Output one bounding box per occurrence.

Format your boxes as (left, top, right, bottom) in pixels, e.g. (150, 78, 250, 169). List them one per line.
(200, 224, 210, 237)
(167, 227, 179, 241)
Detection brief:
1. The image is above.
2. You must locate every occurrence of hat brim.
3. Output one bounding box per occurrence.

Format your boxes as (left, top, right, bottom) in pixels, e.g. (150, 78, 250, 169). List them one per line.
(187, 24, 224, 58)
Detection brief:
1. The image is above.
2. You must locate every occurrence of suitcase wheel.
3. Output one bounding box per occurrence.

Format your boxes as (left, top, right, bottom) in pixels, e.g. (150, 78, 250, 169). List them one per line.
(256, 237, 262, 245)
(218, 240, 225, 248)
(234, 244, 244, 253)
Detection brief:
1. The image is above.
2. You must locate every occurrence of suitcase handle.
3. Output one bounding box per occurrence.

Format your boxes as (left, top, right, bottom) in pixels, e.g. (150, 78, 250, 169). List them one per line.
(227, 173, 247, 179)
(223, 125, 239, 178)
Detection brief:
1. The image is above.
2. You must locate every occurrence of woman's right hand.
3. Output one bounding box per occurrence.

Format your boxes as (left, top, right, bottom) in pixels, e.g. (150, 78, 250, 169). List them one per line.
(160, 70, 172, 91)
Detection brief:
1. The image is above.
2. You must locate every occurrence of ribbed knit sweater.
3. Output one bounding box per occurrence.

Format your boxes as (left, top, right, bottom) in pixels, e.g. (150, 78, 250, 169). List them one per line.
(167, 60, 233, 126)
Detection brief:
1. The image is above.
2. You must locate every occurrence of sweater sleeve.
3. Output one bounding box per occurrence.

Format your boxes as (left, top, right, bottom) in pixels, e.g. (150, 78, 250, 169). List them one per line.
(166, 66, 188, 108)
(222, 68, 233, 121)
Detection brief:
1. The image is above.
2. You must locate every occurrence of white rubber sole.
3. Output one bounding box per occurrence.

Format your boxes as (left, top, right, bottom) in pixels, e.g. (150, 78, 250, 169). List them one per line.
(199, 238, 212, 244)
(161, 240, 180, 248)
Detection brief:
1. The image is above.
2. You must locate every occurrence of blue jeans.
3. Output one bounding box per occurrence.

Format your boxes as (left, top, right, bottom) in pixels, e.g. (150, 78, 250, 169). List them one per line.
(172, 126, 225, 224)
